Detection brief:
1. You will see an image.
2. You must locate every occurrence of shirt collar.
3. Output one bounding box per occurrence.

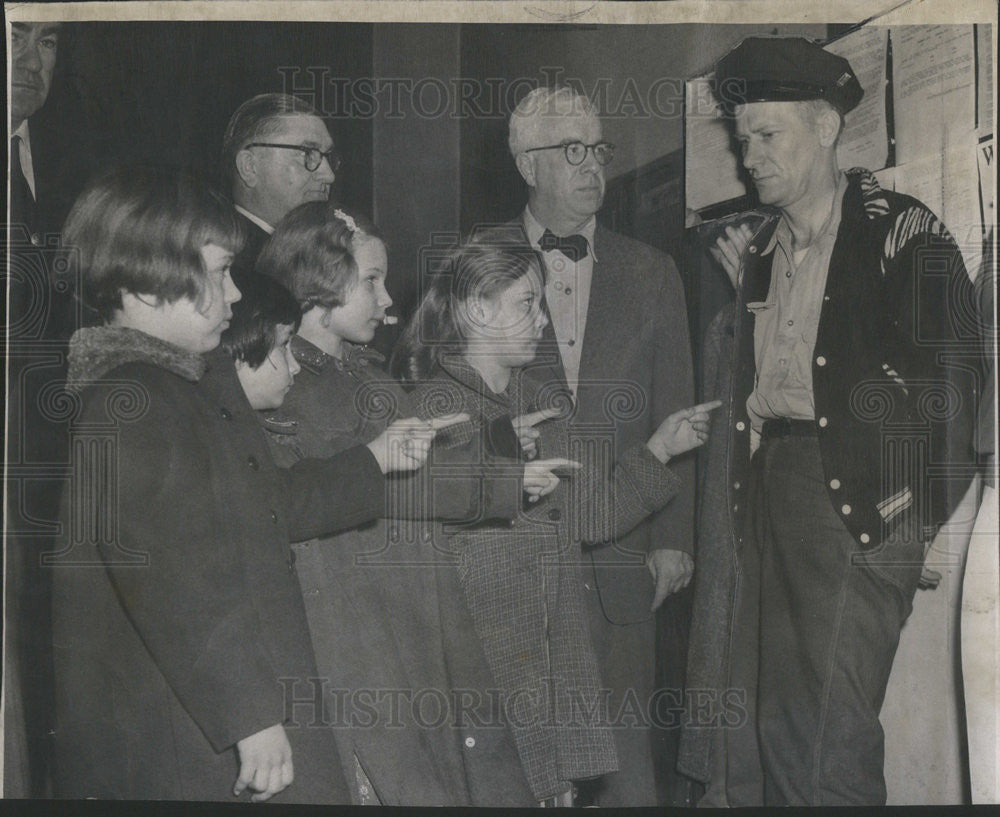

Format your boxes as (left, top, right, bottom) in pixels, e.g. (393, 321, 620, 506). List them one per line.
(13, 119, 31, 148)
(771, 171, 848, 256)
(522, 205, 598, 263)
(234, 204, 274, 235)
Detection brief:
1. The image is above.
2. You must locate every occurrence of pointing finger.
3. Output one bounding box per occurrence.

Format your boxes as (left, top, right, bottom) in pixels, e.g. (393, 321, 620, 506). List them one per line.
(426, 412, 471, 431)
(517, 407, 562, 428)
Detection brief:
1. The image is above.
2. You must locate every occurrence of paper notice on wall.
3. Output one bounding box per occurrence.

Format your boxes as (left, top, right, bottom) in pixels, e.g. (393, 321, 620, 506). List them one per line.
(892, 26, 977, 165)
(977, 24, 994, 137)
(979, 138, 995, 230)
(893, 140, 985, 275)
(827, 26, 890, 171)
(685, 76, 746, 212)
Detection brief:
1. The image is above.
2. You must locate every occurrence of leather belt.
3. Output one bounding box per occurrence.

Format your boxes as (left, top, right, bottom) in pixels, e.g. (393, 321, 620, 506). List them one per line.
(761, 417, 818, 440)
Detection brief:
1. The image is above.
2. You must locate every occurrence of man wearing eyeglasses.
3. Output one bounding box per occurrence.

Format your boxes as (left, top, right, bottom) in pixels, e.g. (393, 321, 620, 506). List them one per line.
(222, 93, 339, 279)
(507, 86, 695, 808)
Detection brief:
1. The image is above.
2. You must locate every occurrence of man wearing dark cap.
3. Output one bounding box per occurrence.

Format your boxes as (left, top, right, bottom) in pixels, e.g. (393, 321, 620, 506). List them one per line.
(700, 37, 977, 805)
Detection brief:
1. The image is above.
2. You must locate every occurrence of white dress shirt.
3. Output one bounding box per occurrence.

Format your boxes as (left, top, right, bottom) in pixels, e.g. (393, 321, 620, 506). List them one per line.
(522, 206, 597, 399)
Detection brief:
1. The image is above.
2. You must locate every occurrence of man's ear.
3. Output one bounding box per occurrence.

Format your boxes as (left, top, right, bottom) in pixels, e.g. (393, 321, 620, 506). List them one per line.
(816, 107, 841, 148)
(234, 148, 258, 188)
(515, 152, 537, 187)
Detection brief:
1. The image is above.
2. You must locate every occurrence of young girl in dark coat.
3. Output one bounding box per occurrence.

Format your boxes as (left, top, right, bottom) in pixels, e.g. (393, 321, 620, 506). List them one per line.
(392, 238, 720, 804)
(253, 203, 575, 806)
(50, 167, 447, 803)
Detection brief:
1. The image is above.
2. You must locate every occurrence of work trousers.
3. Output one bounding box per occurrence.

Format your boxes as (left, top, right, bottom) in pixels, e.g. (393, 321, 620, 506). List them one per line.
(727, 433, 923, 806)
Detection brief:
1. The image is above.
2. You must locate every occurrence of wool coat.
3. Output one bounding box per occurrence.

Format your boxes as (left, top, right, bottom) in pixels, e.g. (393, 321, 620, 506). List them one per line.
(261, 336, 533, 806)
(51, 327, 386, 802)
(412, 355, 682, 799)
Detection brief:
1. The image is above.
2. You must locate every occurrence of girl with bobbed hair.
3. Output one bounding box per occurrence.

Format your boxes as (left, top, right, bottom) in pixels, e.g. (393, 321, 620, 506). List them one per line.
(392, 235, 720, 806)
(52, 166, 447, 804)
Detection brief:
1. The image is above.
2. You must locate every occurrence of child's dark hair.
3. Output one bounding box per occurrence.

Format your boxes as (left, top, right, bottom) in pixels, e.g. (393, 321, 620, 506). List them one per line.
(62, 165, 245, 322)
(221, 271, 302, 368)
(390, 236, 542, 384)
(255, 201, 380, 312)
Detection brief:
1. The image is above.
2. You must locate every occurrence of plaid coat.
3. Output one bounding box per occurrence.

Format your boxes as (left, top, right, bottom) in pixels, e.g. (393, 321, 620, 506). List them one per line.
(412, 355, 682, 799)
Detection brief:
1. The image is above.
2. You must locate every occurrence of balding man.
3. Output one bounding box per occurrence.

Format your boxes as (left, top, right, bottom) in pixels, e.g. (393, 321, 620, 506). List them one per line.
(222, 93, 339, 277)
(506, 86, 696, 807)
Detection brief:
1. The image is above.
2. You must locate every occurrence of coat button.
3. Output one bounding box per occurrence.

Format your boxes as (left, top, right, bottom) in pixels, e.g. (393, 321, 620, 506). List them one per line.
(829, 479, 841, 490)
(733, 481, 741, 490)
(287, 549, 297, 570)
(220, 407, 232, 420)
(270, 510, 279, 524)
(842, 504, 852, 515)
(464, 736, 476, 748)
(736, 421, 746, 432)
(816, 356, 826, 366)
(748, 245, 758, 254)
(248, 455, 259, 470)
(548, 508, 562, 521)
(818, 417, 828, 428)
(860, 532, 870, 544)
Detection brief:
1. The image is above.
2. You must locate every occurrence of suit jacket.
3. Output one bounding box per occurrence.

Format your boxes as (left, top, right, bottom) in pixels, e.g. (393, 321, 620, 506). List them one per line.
(231, 210, 271, 282)
(517, 221, 695, 624)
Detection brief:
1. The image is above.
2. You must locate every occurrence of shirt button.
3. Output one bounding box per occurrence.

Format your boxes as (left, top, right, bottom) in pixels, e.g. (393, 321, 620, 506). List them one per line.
(564, 287, 572, 295)
(248, 455, 259, 470)
(785, 270, 792, 278)
(548, 508, 562, 521)
(842, 504, 852, 515)
(829, 479, 841, 490)
(860, 532, 870, 544)
(270, 510, 279, 523)
(220, 408, 232, 420)
(736, 421, 746, 432)
(464, 736, 476, 749)
(816, 356, 826, 366)
(568, 339, 576, 346)
(818, 417, 828, 428)
(787, 320, 794, 327)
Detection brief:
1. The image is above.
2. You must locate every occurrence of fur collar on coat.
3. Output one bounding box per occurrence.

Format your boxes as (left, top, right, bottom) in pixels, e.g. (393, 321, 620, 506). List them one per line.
(66, 326, 207, 391)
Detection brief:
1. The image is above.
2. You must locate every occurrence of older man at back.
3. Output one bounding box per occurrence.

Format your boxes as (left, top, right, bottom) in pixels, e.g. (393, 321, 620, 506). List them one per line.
(506, 86, 696, 807)
(221, 93, 339, 277)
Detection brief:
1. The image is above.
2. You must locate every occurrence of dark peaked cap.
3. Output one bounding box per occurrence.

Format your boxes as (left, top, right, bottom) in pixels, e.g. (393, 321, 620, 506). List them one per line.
(713, 37, 864, 115)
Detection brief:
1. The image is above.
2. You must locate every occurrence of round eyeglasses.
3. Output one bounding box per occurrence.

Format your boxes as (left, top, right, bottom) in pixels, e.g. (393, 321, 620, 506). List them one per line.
(523, 141, 615, 166)
(244, 142, 342, 173)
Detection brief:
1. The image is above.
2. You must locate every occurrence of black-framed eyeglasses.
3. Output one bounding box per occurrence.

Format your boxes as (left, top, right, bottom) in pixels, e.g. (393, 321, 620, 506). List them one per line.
(244, 142, 342, 173)
(523, 141, 615, 166)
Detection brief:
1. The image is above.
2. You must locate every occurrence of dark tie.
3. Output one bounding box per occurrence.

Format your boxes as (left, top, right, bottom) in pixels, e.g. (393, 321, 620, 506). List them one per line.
(10, 135, 38, 235)
(538, 229, 589, 262)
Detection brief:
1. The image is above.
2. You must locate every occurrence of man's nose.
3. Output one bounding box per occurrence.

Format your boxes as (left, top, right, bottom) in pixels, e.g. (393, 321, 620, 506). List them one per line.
(15, 41, 43, 73)
(314, 157, 336, 183)
(741, 141, 760, 170)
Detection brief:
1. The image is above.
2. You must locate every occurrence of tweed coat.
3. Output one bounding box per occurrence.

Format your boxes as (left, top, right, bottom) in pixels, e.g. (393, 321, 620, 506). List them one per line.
(412, 355, 682, 799)
(261, 336, 531, 806)
(518, 222, 696, 625)
(51, 327, 386, 802)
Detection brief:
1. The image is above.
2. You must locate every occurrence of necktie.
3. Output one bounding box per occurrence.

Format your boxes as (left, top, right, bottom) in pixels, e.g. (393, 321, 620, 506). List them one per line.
(538, 229, 589, 262)
(10, 135, 38, 235)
